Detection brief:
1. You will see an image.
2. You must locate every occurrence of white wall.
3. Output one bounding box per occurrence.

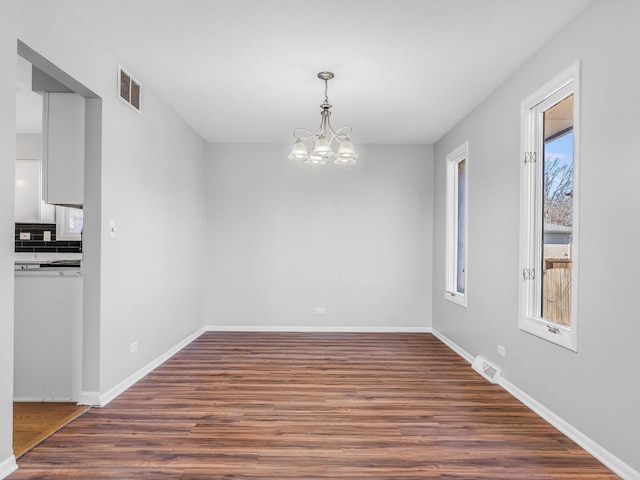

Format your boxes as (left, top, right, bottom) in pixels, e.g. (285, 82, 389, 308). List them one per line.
(97, 73, 207, 393)
(206, 143, 433, 331)
(1, 1, 207, 472)
(0, 5, 18, 474)
(432, 0, 640, 474)
(16, 134, 41, 159)
(13, 2, 208, 394)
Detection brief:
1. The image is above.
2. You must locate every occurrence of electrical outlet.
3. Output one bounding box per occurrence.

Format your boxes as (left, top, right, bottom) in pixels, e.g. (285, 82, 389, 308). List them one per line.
(497, 345, 506, 357)
(315, 306, 325, 314)
(43, 231, 51, 242)
(130, 341, 138, 353)
(19, 232, 30, 240)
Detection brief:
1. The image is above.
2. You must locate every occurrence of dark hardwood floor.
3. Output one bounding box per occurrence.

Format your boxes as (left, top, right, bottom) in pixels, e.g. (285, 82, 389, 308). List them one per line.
(11, 332, 617, 479)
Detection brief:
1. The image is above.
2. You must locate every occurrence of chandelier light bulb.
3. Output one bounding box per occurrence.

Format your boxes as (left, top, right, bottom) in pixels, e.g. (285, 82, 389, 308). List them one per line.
(335, 138, 358, 158)
(334, 157, 356, 165)
(288, 139, 309, 161)
(305, 154, 327, 166)
(311, 136, 333, 158)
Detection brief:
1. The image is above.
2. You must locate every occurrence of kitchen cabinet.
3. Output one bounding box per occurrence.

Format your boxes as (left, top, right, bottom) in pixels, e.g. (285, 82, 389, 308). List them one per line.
(15, 159, 56, 223)
(43, 92, 85, 206)
(14, 159, 41, 222)
(14, 272, 83, 401)
(15, 134, 56, 223)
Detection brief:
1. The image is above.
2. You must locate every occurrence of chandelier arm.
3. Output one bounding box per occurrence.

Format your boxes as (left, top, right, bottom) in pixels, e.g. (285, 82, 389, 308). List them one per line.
(328, 125, 353, 143)
(320, 108, 331, 138)
(293, 127, 322, 141)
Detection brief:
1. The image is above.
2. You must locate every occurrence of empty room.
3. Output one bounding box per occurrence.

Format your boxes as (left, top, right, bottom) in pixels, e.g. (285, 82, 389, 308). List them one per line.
(1, 0, 639, 478)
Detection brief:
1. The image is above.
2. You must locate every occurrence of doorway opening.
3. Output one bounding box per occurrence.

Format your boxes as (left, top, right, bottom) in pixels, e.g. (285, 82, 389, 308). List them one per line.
(13, 41, 102, 458)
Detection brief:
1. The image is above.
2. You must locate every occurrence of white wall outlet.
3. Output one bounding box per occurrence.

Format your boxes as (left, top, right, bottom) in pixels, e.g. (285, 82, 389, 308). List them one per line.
(497, 345, 506, 357)
(19, 232, 30, 240)
(315, 306, 325, 314)
(109, 220, 117, 238)
(43, 231, 51, 242)
(130, 341, 138, 353)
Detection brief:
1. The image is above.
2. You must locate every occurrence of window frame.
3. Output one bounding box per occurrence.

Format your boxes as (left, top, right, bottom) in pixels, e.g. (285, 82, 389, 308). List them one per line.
(445, 141, 469, 307)
(519, 62, 580, 352)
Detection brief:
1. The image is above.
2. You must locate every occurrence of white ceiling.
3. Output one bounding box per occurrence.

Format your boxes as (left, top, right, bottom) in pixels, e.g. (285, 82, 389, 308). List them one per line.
(20, 0, 595, 144)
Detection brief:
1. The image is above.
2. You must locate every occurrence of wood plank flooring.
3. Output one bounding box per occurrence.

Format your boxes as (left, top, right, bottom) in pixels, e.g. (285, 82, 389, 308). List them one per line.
(13, 402, 89, 458)
(10, 332, 617, 479)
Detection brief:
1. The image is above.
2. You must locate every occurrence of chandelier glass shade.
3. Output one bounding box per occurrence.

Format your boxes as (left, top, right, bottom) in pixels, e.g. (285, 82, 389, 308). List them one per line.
(288, 72, 358, 166)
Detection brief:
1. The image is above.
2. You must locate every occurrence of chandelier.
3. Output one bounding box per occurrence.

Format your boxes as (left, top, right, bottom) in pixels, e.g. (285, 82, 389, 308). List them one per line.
(288, 71, 358, 165)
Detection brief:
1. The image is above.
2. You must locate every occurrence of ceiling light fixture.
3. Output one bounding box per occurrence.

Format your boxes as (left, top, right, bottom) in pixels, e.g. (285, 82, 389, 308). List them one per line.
(288, 72, 358, 166)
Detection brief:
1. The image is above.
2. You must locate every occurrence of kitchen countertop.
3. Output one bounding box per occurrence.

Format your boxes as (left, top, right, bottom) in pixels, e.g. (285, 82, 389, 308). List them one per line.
(15, 252, 83, 263)
(15, 252, 83, 276)
(15, 268, 82, 277)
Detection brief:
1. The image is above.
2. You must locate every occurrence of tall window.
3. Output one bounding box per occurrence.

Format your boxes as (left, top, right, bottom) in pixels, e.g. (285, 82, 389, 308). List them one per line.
(520, 63, 580, 351)
(445, 141, 468, 306)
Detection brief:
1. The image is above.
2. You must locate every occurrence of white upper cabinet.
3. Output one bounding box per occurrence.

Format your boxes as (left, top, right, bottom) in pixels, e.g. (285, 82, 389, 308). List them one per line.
(42, 92, 85, 206)
(15, 135, 56, 224)
(15, 159, 41, 222)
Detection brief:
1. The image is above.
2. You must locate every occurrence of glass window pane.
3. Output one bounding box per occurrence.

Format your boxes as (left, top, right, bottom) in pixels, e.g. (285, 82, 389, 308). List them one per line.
(542, 95, 573, 325)
(456, 159, 466, 294)
(68, 207, 84, 235)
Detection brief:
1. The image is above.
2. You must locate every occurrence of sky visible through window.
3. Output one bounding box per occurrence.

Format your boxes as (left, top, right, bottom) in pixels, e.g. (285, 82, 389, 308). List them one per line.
(544, 131, 574, 228)
(546, 133, 573, 170)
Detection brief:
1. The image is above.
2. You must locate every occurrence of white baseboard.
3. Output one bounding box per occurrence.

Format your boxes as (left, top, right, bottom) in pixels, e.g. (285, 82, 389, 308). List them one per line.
(430, 328, 474, 363)
(14, 397, 77, 402)
(431, 328, 639, 480)
(206, 324, 432, 333)
(97, 327, 206, 407)
(500, 378, 639, 480)
(0, 455, 17, 480)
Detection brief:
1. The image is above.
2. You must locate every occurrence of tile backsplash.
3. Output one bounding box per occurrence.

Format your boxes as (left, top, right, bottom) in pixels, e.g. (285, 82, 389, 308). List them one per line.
(15, 223, 82, 253)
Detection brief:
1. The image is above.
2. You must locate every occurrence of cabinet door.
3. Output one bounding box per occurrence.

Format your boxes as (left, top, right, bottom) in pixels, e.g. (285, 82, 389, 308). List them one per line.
(15, 159, 41, 222)
(43, 92, 85, 206)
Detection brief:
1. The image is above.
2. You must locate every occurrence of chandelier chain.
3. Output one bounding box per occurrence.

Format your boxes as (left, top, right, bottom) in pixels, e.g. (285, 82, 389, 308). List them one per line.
(324, 78, 329, 104)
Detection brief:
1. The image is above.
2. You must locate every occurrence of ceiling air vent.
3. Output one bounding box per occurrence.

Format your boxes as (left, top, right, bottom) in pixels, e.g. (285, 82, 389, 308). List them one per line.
(118, 65, 141, 112)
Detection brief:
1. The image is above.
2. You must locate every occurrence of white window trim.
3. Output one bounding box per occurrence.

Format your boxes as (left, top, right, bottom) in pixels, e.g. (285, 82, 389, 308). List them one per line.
(445, 141, 469, 307)
(519, 62, 580, 352)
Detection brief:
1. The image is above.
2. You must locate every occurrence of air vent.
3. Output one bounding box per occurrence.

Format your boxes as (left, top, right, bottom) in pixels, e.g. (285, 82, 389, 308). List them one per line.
(118, 66, 141, 112)
(471, 356, 502, 384)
